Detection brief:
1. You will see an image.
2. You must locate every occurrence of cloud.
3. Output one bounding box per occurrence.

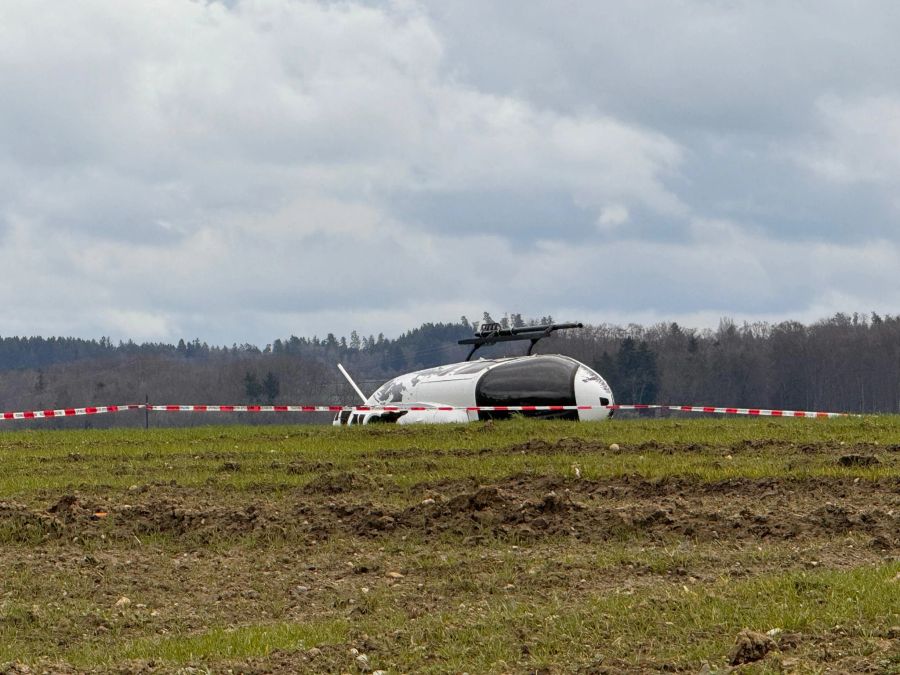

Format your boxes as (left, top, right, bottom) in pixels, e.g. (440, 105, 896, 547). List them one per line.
(4, 190, 896, 346)
(597, 205, 629, 231)
(423, 1, 900, 242)
(1, 0, 683, 228)
(0, 0, 897, 344)
(797, 95, 900, 186)
(423, 1, 900, 135)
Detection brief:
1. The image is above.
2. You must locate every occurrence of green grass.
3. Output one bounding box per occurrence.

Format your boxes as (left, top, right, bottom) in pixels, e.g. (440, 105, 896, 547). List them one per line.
(0, 416, 898, 672)
(51, 560, 894, 672)
(73, 618, 350, 665)
(1, 416, 897, 501)
(376, 561, 900, 672)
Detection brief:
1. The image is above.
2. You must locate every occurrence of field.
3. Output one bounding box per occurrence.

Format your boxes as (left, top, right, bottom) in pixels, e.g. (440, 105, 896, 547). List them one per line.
(1, 416, 899, 674)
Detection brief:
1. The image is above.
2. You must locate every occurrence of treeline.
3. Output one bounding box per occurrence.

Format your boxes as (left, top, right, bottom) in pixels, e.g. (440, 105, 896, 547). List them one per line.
(557, 313, 900, 414)
(0, 319, 484, 428)
(0, 314, 531, 375)
(0, 312, 898, 429)
(0, 323, 473, 374)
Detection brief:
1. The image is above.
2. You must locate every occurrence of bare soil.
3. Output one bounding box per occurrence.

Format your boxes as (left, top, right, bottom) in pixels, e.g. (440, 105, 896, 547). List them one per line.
(1, 430, 899, 673)
(3, 473, 898, 549)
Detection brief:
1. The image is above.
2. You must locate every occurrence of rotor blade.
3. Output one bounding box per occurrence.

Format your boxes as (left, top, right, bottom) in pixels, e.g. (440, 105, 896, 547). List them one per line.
(337, 363, 368, 403)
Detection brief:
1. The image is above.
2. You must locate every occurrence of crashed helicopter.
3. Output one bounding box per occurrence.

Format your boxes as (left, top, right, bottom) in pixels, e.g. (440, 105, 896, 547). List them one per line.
(334, 322, 614, 425)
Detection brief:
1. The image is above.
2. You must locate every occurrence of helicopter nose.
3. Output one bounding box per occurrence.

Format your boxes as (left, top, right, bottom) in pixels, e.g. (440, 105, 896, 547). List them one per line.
(573, 365, 614, 421)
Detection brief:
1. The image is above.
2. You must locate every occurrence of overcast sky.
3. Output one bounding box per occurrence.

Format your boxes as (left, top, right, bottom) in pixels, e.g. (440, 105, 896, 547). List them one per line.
(2, 0, 899, 344)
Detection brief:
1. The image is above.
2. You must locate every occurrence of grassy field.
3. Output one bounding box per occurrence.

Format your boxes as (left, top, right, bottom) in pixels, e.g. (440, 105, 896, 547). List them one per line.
(0, 416, 898, 673)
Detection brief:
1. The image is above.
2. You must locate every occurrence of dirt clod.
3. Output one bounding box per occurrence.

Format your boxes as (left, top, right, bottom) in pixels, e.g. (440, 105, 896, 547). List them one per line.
(47, 495, 80, 515)
(729, 629, 776, 665)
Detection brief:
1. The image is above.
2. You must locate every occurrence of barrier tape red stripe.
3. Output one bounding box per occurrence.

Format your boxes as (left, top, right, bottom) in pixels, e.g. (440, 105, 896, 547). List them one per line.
(1, 404, 144, 421)
(0, 402, 852, 421)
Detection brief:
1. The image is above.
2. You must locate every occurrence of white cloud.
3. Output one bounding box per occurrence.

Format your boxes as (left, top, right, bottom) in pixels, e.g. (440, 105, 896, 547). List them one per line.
(4, 193, 896, 345)
(0, 0, 897, 344)
(0, 0, 689, 342)
(597, 204, 629, 230)
(1, 0, 683, 220)
(797, 95, 900, 186)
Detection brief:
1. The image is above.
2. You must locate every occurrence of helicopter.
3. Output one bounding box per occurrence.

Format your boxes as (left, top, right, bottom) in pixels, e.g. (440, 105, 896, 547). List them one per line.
(333, 322, 615, 425)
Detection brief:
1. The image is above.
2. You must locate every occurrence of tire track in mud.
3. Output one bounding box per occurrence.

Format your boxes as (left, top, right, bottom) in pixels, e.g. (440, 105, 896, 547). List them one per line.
(2, 474, 898, 548)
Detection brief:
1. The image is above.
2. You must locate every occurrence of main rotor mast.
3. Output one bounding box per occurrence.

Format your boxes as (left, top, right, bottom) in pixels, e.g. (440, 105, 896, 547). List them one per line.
(458, 322, 583, 361)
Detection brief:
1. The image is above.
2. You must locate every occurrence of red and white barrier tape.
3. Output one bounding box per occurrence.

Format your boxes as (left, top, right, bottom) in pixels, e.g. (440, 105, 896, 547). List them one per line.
(1, 402, 852, 421)
(149, 404, 345, 413)
(148, 404, 850, 418)
(610, 404, 849, 419)
(1, 404, 144, 421)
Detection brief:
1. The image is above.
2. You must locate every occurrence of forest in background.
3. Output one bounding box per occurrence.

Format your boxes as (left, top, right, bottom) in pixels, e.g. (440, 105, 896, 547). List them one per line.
(1, 311, 898, 428)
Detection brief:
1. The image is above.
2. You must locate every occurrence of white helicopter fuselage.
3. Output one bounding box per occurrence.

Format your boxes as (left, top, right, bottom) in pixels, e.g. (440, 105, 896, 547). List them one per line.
(334, 354, 614, 425)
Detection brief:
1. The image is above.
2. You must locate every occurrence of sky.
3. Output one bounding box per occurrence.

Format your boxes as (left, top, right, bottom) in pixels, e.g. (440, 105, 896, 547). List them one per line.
(2, 0, 899, 345)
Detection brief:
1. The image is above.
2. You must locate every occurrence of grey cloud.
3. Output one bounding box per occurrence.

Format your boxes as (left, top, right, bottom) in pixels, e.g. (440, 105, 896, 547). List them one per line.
(423, 1, 900, 136)
(423, 1, 900, 242)
(390, 188, 598, 243)
(675, 138, 898, 242)
(0, 0, 897, 345)
(2, 0, 682, 239)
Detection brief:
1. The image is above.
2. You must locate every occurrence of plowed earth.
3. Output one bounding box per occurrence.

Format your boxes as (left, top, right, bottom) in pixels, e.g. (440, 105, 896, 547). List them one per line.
(1, 421, 899, 673)
(3, 473, 899, 549)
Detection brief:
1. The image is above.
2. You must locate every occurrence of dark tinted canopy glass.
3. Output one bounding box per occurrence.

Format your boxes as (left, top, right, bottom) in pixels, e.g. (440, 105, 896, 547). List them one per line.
(475, 356, 578, 407)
